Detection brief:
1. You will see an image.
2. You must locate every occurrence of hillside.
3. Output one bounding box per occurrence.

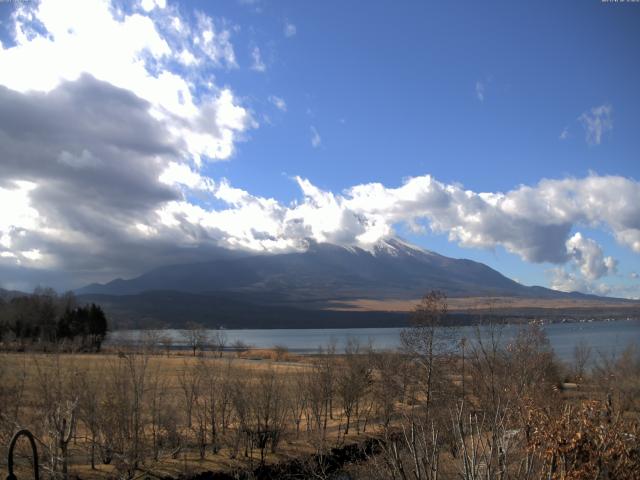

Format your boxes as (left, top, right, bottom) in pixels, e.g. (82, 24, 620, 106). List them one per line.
(71, 237, 640, 328)
(78, 237, 593, 301)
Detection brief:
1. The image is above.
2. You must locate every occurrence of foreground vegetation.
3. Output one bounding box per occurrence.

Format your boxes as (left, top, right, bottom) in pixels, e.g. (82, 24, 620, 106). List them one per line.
(1, 292, 639, 480)
(0, 288, 108, 351)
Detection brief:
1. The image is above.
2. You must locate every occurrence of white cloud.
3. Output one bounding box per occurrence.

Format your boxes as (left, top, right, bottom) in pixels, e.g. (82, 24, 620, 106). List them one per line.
(0, 0, 255, 286)
(549, 268, 611, 296)
(0, 181, 47, 267)
(21, 249, 42, 261)
(559, 127, 569, 140)
(250, 46, 266, 72)
(159, 162, 215, 192)
(631, 272, 639, 279)
(140, 0, 166, 12)
(565, 232, 617, 280)
(579, 104, 613, 146)
(268, 95, 287, 111)
(0, 181, 39, 240)
(0, 2, 638, 296)
(549, 267, 640, 299)
(548, 232, 619, 296)
(0, 0, 250, 164)
(194, 12, 237, 68)
(310, 126, 321, 148)
(158, 183, 293, 252)
(3, 121, 640, 295)
(177, 48, 198, 66)
(475, 81, 485, 102)
(150, 173, 640, 270)
(284, 21, 296, 38)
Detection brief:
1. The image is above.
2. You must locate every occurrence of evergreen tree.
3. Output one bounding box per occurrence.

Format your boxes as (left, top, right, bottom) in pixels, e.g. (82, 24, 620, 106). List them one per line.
(0, 289, 109, 351)
(88, 304, 108, 351)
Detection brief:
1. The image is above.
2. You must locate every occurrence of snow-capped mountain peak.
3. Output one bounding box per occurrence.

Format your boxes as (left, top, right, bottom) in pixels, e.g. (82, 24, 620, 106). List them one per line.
(370, 237, 436, 258)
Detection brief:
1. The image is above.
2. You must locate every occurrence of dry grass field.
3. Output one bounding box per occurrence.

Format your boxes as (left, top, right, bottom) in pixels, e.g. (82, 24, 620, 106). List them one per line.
(329, 296, 640, 313)
(0, 348, 380, 480)
(1, 314, 639, 480)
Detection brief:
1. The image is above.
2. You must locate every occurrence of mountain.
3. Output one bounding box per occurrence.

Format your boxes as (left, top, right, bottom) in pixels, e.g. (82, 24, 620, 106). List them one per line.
(79, 237, 588, 301)
(71, 237, 640, 328)
(4, 240, 636, 329)
(0, 288, 29, 302)
(75, 237, 640, 328)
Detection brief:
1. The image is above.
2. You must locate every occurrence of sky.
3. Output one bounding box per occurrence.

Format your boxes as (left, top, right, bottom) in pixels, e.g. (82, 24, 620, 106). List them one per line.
(0, 0, 638, 298)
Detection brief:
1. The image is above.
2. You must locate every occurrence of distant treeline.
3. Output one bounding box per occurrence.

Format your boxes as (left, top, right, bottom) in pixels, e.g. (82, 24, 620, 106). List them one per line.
(0, 287, 108, 351)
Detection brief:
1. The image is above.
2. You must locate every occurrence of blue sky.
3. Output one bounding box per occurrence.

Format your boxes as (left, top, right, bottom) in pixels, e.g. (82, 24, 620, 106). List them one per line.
(204, 0, 639, 189)
(0, 0, 638, 297)
(189, 0, 640, 292)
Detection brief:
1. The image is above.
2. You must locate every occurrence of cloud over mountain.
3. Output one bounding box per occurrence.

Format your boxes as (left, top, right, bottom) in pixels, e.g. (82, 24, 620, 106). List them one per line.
(0, 0, 637, 298)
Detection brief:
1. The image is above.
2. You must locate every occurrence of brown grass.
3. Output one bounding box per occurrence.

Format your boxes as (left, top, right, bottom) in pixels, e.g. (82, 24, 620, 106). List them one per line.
(0, 351, 369, 480)
(328, 296, 640, 312)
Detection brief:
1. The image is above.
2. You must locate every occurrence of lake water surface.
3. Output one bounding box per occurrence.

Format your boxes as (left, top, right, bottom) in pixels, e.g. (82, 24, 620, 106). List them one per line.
(107, 318, 640, 362)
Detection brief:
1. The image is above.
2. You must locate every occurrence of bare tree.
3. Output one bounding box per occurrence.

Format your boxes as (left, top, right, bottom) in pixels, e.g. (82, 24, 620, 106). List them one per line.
(304, 365, 327, 435)
(192, 384, 209, 459)
(247, 369, 289, 464)
(32, 356, 65, 478)
(99, 352, 149, 477)
(273, 344, 289, 362)
(182, 322, 209, 357)
(33, 355, 80, 480)
(506, 324, 559, 405)
(178, 360, 202, 428)
(459, 336, 468, 402)
(400, 290, 453, 414)
(147, 363, 169, 461)
(140, 329, 163, 353)
(198, 358, 222, 453)
(370, 351, 404, 429)
(218, 360, 236, 435)
(124, 352, 148, 473)
(211, 330, 227, 358)
(572, 339, 592, 382)
(0, 355, 26, 446)
(77, 369, 102, 469)
(159, 334, 173, 357)
(193, 357, 236, 456)
(288, 372, 308, 438)
(50, 400, 78, 480)
(324, 341, 339, 414)
(593, 343, 640, 413)
(451, 400, 509, 480)
(469, 315, 507, 418)
(337, 338, 372, 435)
(232, 339, 250, 357)
(229, 376, 250, 460)
(377, 409, 442, 480)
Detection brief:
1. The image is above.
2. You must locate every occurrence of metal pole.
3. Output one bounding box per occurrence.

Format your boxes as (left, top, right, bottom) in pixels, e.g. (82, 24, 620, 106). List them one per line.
(6, 429, 39, 480)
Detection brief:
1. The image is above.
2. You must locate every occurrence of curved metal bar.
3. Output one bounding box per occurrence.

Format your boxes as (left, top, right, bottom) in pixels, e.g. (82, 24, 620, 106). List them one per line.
(6, 429, 39, 480)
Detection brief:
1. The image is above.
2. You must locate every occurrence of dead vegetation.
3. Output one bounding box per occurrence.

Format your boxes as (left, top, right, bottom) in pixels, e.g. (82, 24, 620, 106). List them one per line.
(1, 292, 639, 480)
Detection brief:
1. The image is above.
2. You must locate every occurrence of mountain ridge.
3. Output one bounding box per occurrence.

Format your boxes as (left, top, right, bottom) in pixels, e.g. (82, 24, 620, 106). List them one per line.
(5, 237, 630, 329)
(77, 237, 604, 302)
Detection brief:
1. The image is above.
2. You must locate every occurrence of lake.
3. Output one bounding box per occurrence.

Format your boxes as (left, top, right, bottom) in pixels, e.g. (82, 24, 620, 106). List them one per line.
(106, 318, 640, 363)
